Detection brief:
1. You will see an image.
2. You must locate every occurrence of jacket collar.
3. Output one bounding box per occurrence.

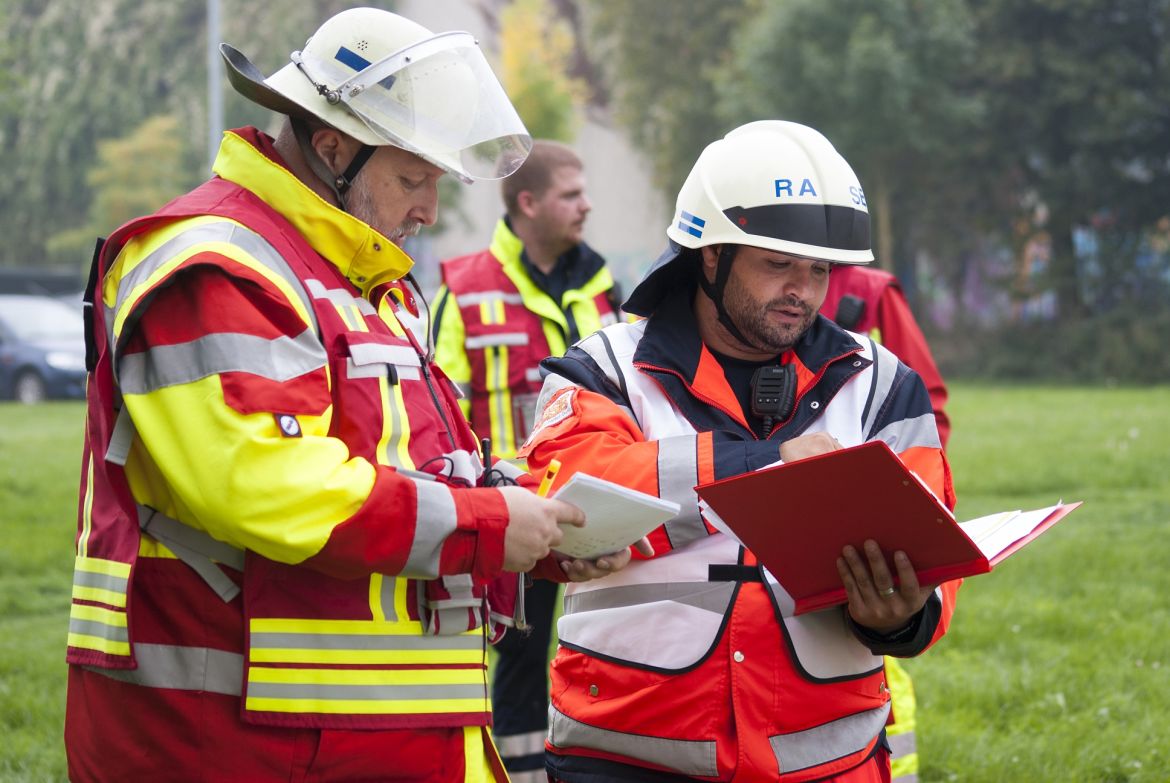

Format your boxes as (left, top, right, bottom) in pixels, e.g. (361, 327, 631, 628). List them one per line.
(212, 127, 413, 297)
(489, 218, 607, 294)
(634, 285, 865, 430)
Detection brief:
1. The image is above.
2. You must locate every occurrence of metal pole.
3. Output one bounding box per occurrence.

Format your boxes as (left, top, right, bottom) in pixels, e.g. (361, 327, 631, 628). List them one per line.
(206, 0, 223, 172)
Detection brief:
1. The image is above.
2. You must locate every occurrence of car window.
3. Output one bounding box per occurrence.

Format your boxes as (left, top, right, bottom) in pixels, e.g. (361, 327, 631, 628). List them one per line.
(0, 297, 85, 342)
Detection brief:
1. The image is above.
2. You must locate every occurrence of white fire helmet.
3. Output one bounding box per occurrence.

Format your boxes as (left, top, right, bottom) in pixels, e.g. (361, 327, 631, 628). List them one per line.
(625, 120, 873, 316)
(221, 7, 532, 183)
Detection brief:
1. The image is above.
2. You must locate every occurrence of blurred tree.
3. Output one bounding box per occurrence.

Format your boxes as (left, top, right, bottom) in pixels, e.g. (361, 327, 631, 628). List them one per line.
(714, 0, 982, 275)
(47, 115, 193, 259)
(583, 0, 750, 197)
(0, 0, 350, 271)
(969, 0, 1170, 318)
(497, 0, 587, 141)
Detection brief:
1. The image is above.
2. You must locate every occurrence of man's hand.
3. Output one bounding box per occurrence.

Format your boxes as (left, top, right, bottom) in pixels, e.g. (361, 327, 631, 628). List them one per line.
(836, 539, 935, 634)
(559, 537, 655, 582)
(779, 431, 843, 463)
(499, 486, 585, 572)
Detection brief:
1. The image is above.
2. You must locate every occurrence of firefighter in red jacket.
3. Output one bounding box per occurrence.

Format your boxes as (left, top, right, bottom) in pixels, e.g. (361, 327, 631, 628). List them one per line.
(63, 9, 638, 782)
(432, 141, 621, 781)
(823, 265, 950, 448)
(519, 121, 960, 782)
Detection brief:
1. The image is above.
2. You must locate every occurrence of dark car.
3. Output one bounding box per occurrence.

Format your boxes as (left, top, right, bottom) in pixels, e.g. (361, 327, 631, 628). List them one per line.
(0, 293, 88, 403)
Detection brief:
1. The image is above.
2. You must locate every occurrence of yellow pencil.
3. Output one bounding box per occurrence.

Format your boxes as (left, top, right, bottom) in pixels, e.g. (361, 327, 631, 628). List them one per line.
(537, 459, 562, 497)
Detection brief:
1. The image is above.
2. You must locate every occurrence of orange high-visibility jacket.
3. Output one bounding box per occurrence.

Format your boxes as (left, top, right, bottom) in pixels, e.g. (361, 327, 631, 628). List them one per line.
(519, 288, 959, 782)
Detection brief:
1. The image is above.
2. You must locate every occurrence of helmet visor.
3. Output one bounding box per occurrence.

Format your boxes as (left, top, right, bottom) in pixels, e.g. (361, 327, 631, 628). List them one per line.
(300, 32, 531, 180)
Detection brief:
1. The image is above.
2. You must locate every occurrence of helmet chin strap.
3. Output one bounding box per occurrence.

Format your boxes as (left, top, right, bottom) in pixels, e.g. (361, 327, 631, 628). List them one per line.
(291, 118, 376, 213)
(696, 244, 765, 353)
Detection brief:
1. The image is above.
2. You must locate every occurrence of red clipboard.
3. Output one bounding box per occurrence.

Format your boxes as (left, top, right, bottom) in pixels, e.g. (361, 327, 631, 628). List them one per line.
(694, 440, 1080, 614)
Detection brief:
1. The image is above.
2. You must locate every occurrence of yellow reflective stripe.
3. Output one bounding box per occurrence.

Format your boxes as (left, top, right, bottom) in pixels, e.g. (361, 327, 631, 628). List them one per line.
(72, 585, 128, 607)
(103, 215, 224, 307)
(541, 319, 567, 358)
(249, 666, 485, 686)
(250, 618, 433, 635)
(246, 696, 488, 715)
(249, 648, 485, 665)
(465, 726, 495, 783)
(370, 573, 386, 622)
(79, 456, 95, 557)
(70, 603, 127, 627)
(67, 632, 131, 657)
(485, 346, 515, 454)
(75, 556, 131, 578)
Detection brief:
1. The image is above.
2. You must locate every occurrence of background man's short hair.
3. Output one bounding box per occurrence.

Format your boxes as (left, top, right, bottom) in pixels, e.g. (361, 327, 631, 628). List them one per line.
(502, 140, 583, 217)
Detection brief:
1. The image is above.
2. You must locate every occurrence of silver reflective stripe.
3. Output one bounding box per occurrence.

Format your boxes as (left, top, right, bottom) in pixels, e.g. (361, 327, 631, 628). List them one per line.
(114, 221, 318, 349)
(562, 581, 734, 616)
(104, 406, 136, 466)
(138, 506, 244, 602)
(304, 278, 377, 315)
(379, 576, 399, 623)
(346, 357, 421, 381)
(74, 568, 128, 595)
(861, 344, 897, 439)
(456, 291, 524, 307)
(548, 704, 718, 777)
(119, 329, 326, 394)
(657, 435, 707, 547)
(246, 679, 485, 702)
(453, 381, 470, 400)
(250, 630, 483, 652)
(423, 574, 483, 636)
(888, 729, 917, 757)
(496, 727, 546, 758)
(349, 342, 421, 368)
(871, 412, 942, 452)
(770, 702, 890, 774)
(69, 615, 128, 646)
(466, 332, 529, 349)
(87, 642, 244, 696)
(403, 478, 457, 578)
(491, 458, 526, 481)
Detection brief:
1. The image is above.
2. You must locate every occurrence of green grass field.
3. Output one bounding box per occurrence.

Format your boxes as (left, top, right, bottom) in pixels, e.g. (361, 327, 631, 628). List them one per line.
(1, 385, 1168, 782)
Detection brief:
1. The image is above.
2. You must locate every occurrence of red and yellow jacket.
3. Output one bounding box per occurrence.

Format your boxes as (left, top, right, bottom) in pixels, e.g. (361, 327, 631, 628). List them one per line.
(518, 287, 958, 782)
(432, 219, 619, 458)
(68, 128, 519, 742)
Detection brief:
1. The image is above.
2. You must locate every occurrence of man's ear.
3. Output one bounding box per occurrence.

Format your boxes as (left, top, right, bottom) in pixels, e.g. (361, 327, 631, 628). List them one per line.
(699, 245, 722, 282)
(516, 190, 540, 220)
(309, 127, 356, 175)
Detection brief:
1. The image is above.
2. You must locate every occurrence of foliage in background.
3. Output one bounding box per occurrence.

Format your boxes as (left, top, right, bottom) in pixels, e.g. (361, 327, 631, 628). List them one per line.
(498, 0, 587, 142)
(0, 0, 352, 271)
(4, 387, 1170, 780)
(583, 0, 749, 197)
(715, 0, 983, 274)
(48, 114, 195, 259)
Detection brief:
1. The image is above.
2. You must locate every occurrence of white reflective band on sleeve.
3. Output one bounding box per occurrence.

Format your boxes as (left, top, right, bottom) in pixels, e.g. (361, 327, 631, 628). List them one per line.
(465, 332, 529, 349)
(403, 477, 458, 579)
(496, 727, 547, 759)
(118, 329, 326, 394)
(870, 412, 942, 452)
(657, 435, 707, 548)
(548, 704, 718, 777)
(769, 702, 890, 774)
(455, 291, 524, 307)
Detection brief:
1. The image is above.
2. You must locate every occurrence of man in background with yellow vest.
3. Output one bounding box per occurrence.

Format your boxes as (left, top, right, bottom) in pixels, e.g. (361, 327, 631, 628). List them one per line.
(63, 9, 640, 782)
(432, 140, 621, 782)
(823, 265, 953, 782)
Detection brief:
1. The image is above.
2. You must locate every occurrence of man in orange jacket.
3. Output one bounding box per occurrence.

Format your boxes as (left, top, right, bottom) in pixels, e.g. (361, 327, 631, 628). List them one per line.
(519, 121, 960, 782)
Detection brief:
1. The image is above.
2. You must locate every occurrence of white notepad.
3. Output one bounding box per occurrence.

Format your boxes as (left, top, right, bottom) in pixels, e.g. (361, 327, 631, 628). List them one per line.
(551, 472, 681, 559)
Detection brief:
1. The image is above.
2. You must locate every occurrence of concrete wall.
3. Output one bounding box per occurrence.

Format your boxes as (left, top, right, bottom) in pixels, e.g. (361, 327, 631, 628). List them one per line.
(397, 0, 670, 298)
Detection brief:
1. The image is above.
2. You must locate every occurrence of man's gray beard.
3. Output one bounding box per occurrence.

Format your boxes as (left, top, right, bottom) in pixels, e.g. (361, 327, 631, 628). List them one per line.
(346, 179, 422, 243)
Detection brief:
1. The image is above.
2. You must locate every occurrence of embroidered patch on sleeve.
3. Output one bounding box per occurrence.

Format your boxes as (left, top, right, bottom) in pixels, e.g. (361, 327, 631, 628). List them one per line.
(275, 413, 302, 438)
(520, 388, 576, 452)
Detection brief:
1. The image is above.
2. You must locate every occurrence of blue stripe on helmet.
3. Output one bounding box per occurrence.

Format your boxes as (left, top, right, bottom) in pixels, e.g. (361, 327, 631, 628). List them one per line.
(680, 211, 706, 228)
(677, 221, 703, 238)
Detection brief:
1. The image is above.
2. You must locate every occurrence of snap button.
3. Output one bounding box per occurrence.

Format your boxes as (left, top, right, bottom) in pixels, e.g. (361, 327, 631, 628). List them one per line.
(733, 651, 745, 663)
(589, 684, 599, 696)
(373, 242, 382, 251)
(853, 360, 862, 367)
(810, 401, 820, 410)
